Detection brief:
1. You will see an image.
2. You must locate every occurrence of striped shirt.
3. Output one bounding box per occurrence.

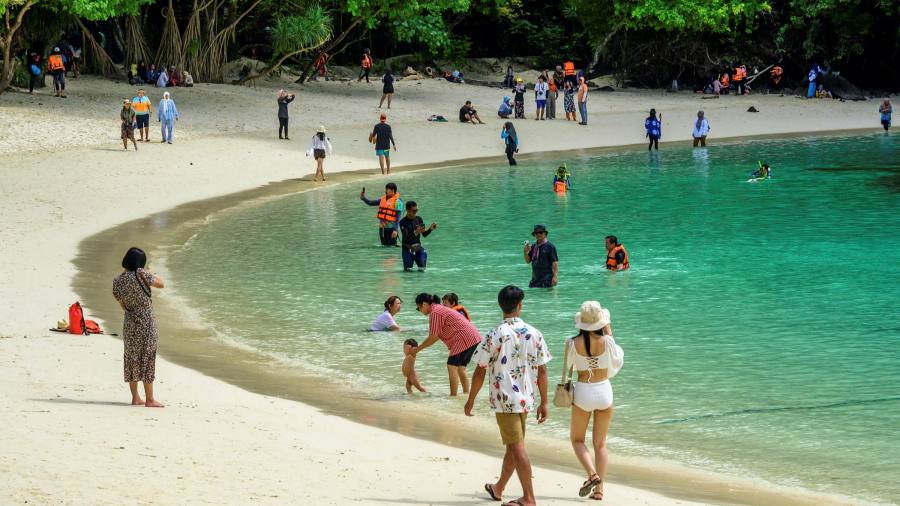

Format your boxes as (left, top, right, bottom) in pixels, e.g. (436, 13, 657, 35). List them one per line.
(429, 303, 482, 356)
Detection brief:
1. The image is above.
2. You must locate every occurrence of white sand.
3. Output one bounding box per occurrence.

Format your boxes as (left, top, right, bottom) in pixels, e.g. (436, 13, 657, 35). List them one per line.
(0, 75, 881, 505)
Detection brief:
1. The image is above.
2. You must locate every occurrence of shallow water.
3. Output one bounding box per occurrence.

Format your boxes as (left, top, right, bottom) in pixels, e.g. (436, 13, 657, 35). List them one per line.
(168, 133, 900, 503)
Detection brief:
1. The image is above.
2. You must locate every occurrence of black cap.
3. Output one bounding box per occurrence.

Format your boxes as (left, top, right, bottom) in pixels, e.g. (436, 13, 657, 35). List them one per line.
(531, 224, 548, 236)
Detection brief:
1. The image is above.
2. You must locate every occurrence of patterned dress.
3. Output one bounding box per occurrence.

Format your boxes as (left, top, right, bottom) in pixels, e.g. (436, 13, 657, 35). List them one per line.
(112, 269, 158, 382)
(564, 87, 576, 113)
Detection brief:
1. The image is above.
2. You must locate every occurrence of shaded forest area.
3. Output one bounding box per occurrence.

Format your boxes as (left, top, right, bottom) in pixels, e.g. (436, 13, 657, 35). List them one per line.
(3, 0, 900, 94)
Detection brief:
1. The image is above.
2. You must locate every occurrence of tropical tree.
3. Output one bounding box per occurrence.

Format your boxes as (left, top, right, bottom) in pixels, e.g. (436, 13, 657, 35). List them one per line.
(238, 4, 331, 83)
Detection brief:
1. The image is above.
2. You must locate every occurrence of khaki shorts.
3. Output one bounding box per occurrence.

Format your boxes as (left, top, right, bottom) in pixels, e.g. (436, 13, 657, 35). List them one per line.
(495, 413, 527, 445)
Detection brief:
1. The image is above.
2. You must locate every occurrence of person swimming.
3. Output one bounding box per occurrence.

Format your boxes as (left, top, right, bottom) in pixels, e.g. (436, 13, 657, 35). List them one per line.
(749, 162, 772, 181)
(553, 164, 572, 193)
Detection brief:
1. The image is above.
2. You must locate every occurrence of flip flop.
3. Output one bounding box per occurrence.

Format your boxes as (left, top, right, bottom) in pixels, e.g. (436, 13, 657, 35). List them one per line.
(579, 475, 601, 497)
(502, 501, 525, 506)
(484, 483, 500, 501)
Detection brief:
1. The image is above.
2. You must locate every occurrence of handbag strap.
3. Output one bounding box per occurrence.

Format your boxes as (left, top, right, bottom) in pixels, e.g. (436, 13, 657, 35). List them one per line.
(134, 270, 152, 300)
(560, 339, 572, 384)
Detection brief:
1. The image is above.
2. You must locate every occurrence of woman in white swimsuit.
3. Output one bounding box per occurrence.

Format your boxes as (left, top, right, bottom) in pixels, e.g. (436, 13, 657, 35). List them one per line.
(566, 301, 624, 500)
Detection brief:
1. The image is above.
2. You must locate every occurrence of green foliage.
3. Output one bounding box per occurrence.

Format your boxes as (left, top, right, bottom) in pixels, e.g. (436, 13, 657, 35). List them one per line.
(270, 4, 332, 55)
(62, 0, 150, 20)
(343, 0, 470, 53)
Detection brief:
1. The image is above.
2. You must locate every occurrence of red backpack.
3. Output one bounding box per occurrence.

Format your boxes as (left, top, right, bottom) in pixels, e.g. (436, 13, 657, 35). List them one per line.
(68, 301, 85, 334)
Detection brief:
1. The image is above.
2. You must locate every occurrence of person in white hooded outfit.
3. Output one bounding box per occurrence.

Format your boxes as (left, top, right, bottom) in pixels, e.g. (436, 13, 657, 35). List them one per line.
(158, 92, 179, 144)
(562, 301, 624, 501)
(305, 125, 333, 181)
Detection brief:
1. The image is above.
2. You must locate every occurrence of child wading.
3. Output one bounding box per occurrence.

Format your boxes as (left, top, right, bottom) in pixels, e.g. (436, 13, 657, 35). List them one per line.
(880, 98, 893, 131)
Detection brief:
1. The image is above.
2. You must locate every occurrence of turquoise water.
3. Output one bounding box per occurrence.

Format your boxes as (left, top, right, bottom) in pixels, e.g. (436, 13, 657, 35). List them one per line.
(168, 134, 900, 504)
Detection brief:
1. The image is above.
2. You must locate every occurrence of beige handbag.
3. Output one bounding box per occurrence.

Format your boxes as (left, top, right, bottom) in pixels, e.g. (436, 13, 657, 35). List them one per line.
(553, 340, 574, 408)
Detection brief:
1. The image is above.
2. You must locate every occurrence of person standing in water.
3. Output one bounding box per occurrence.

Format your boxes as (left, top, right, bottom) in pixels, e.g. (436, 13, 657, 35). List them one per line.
(359, 48, 373, 83)
(379, 67, 394, 109)
(397, 200, 437, 272)
(277, 89, 295, 140)
(112, 247, 166, 407)
(604, 235, 629, 271)
(360, 182, 404, 246)
(553, 165, 572, 193)
(524, 224, 558, 287)
(879, 98, 892, 131)
(370, 295, 402, 331)
(370, 113, 397, 175)
(645, 108, 662, 150)
(305, 125, 333, 182)
(501, 122, 519, 166)
(692, 110, 710, 147)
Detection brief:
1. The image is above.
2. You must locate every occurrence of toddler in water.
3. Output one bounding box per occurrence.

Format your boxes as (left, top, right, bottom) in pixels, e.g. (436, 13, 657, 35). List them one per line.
(403, 338, 426, 393)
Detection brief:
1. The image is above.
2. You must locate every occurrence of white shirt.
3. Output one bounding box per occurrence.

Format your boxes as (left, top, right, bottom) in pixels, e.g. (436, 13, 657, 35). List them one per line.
(473, 317, 551, 413)
(369, 310, 397, 331)
(692, 118, 710, 138)
(534, 82, 549, 101)
(564, 335, 624, 378)
(306, 135, 333, 156)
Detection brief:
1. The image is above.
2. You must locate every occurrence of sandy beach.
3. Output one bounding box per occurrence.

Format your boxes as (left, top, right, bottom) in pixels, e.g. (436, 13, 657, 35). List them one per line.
(0, 75, 884, 505)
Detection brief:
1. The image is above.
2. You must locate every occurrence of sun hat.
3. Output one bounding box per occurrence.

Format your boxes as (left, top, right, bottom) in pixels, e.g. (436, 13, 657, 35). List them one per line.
(123, 99, 131, 104)
(516, 77, 523, 82)
(56, 319, 69, 331)
(531, 224, 548, 236)
(317, 125, 327, 133)
(575, 301, 611, 331)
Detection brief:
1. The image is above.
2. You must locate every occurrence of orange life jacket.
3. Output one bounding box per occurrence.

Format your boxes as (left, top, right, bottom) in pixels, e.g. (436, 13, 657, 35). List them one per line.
(554, 180, 567, 193)
(564, 61, 575, 76)
(362, 54, 372, 69)
(606, 244, 629, 270)
(720, 74, 730, 87)
(376, 194, 399, 223)
(770, 66, 783, 83)
(451, 304, 471, 321)
(733, 65, 746, 81)
(48, 54, 65, 72)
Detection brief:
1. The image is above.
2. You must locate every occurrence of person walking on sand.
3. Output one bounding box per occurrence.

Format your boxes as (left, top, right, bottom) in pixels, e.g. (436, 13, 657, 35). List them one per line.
(398, 200, 437, 272)
(120, 99, 138, 151)
(879, 98, 892, 132)
(524, 224, 558, 288)
(131, 89, 152, 142)
(158, 91, 179, 144)
(501, 122, 519, 166)
(577, 76, 589, 125)
(534, 74, 549, 120)
(370, 113, 397, 174)
(645, 108, 662, 151)
(409, 293, 483, 396)
(370, 295, 402, 331)
(47, 47, 66, 98)
(465, 284, 551, 506)
(379, 67, 394, 109)
(112, 247, 166, 407)
(692, 110, 710, 147)
(358, 48, 373, 83)
(305, 125, 332, 181)
(360, 182, 404, 246)
(565, 301, 624, 501)
(277, 89, 295, 140)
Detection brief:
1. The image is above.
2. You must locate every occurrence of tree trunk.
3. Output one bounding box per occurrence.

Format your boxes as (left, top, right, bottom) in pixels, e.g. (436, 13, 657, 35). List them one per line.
(0, 0, 39, 95)
(586, 21, 625, 78)
(296, 17, 364, 83)
(124, 14, 153, 66)
(77, 18, 121, 78)
(237, 36, 329, 84)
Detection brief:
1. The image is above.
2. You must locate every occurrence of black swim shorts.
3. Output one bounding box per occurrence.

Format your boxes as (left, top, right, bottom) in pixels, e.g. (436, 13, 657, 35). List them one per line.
(446, 342, 479, 367)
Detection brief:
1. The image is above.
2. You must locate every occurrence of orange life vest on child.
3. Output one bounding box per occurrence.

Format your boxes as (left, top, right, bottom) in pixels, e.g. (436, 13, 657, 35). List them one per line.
(564, 61, 575, 76)
(376, 194, 399, 223)
(606, 245, 630, 270)
(554, 180, 567, 193)
(720, 74, 730, 87)
(451, 304, 471, 321)
(362, 54, 372, 69)
(48, 54, 65, 72)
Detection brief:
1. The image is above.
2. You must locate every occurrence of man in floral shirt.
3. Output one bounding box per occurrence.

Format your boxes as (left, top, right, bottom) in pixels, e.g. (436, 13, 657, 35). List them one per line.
(465, 285, 551, 506)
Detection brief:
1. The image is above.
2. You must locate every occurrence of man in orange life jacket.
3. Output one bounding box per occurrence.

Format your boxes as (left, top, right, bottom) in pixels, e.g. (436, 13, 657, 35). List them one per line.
(733, 63, 747, 96)
(47, 47, 67, 98)
(605, 235, 629, 271)
(360, 182, 404, 246)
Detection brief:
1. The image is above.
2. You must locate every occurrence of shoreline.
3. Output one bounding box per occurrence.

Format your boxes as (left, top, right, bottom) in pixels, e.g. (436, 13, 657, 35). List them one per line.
(71, 132, 876, 506)
(1, 78, 887, 505)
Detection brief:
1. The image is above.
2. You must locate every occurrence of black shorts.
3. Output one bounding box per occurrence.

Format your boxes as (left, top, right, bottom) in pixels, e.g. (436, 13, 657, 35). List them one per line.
(314, 148, 326, 159)
(447, 342, 479, 367)
(135, 114, 149, 128)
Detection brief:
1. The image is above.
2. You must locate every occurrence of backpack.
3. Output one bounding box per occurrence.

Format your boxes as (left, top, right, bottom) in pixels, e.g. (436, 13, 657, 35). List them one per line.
(30, 64, 41, 76)
(68, 301, 85, 334)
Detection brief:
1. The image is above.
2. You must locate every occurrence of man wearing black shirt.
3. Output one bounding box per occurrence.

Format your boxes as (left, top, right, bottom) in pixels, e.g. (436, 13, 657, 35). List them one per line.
(523, 224, 558, 287)
(398, 200, 437, 271)
(459, 100, 484, 124)
(371, 113, 397, 174)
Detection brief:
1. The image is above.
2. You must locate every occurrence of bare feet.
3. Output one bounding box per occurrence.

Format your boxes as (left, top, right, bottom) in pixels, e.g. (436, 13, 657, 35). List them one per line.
(145, 400, 165, 408)
(131, 398, 145, 406)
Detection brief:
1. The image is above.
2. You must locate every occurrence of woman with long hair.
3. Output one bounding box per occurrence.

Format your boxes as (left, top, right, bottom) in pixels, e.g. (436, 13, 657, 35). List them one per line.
(305, 125, 333, 181)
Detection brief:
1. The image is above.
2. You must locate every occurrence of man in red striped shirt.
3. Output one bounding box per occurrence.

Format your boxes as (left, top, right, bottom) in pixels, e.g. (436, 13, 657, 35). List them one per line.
(410, 293, 483, 396)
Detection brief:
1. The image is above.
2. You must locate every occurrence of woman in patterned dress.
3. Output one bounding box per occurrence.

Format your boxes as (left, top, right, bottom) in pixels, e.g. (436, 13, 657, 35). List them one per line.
(112, 247, 165, 407)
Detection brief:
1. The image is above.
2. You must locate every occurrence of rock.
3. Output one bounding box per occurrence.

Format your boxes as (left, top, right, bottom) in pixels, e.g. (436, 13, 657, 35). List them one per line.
(402, 66, 418, 77)
(821, 74, 867, 101)
(401, 74, 421, 81)
(598, 85, 615, 92)
(747, 106, 759, 113)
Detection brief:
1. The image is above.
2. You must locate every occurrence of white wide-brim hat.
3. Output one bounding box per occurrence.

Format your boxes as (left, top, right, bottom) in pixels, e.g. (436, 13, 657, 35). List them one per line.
(574, 301, 611, 331)
(317, 125, 327, 133)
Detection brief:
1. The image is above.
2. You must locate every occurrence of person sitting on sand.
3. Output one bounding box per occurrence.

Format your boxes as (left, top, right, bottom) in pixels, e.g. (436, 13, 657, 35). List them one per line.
(409, 293, 483, 396)
(645, 108, 662, 151)
(112, 247, 166, 407)
(565, 301, 624, 501)
(502, 64, 514, 88)
(169, 66, 181, 87)
(370, 295, 402, 331)
(120, 99, 138, 151)
(442, 293, 471, 321)
(459, 100, 484, 124)
(880, 98, 893, 131)
(182, 70, 194, 87)
(147, 63, 160, 85)
(498, 96, 513, 119)
(155, 66, 169, 88)
(306, 125, 333, 182)
(402, 338, 426, 393)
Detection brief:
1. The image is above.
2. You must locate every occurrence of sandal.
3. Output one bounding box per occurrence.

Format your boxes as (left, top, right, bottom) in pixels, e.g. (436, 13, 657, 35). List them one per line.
(579, 474, 601, 497)
(591, 481, 604, 501)
(484, 483, 501, 501)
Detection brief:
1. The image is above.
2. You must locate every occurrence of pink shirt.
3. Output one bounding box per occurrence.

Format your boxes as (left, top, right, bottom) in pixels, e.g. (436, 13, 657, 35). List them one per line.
(429, 303, 482, 356)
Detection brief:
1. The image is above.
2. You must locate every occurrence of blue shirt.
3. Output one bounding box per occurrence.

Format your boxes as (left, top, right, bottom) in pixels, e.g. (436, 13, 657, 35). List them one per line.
(645, 117, 661, 138)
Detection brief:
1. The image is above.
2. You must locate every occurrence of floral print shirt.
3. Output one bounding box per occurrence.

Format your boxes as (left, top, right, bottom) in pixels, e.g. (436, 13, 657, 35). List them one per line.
(473, 317, 551, 413)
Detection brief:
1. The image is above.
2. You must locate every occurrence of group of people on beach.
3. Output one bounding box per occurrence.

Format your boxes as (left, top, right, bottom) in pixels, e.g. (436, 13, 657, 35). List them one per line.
(119, 88, 180, 150)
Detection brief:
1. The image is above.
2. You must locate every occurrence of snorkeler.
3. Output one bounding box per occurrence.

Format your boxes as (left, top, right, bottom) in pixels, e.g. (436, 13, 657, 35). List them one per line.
(749, 162, 772, 181)
(553, 164, 572, 193)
